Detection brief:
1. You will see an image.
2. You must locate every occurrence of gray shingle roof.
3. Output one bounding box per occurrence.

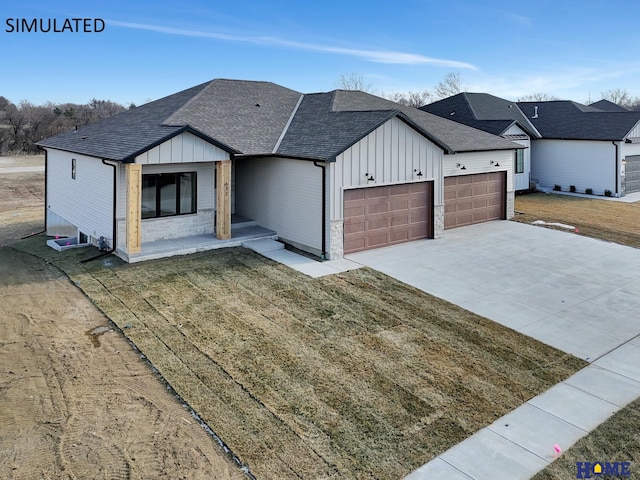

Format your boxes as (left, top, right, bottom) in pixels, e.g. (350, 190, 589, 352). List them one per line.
(421, 93, 541, 138)
(276, 92, 398, 159)
(517, 101, 640, 140)
(329, 90, 520, 153)
(589, 99, 632, 112)
(38, 79, 520, 162)
(165, 79, 302, 155)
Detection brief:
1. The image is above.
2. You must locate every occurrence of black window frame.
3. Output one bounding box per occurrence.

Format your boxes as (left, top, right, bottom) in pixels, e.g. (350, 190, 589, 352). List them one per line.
(141, 172, 197, 219)
(514, 149, 524, 174)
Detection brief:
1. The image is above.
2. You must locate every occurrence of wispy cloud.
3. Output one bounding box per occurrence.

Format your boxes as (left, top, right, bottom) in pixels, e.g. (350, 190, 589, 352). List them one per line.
(109, 20, 477, 70)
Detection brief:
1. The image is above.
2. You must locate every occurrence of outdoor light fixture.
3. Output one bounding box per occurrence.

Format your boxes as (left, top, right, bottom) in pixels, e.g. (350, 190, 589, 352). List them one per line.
(495, 162, 500, 167)
(414, 169, 423, 178)
(490, 160, 500, 167)
(365, 173, 375, 182)
(456, 163, 466, 170)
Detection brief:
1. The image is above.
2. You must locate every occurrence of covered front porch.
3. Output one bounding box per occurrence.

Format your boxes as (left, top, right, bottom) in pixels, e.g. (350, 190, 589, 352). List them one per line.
(121, 214, 276, 263)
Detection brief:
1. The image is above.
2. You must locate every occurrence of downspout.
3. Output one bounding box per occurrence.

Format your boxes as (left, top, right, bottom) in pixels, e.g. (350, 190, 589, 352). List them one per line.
(80, 159, 117, 263)
(612, 141, 619, 196)
(313, 161, 327, 260)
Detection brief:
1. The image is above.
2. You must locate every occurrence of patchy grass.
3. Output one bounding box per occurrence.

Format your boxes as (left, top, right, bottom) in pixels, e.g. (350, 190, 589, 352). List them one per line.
(15, 237, 586, 479)
(532, 397, 640, 480)
(514, 192, 640, 248)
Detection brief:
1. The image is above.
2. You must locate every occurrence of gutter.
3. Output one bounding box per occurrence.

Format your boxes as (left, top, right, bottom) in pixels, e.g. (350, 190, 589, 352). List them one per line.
(313, 161, 328, 260)
(81, 159, 117, 263)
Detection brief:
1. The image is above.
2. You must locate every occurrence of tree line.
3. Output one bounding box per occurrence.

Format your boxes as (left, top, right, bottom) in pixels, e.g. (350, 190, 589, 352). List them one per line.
(3, 76, 638, 155)
(338, 72, 640, 110)
(0, 97, 131, 154)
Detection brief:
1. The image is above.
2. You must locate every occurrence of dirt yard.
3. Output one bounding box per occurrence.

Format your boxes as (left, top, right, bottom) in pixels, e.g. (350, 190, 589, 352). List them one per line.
(0, 155, 45, 247)
(514, 192, 640, 248)
(0, 157, 246, 480)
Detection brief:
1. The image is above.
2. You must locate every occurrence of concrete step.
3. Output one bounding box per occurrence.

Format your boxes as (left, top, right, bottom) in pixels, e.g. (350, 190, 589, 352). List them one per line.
(242, 238, 285, 254)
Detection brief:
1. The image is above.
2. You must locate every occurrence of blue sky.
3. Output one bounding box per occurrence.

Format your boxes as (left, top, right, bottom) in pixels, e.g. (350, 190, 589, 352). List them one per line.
(2, 0, 639, 106)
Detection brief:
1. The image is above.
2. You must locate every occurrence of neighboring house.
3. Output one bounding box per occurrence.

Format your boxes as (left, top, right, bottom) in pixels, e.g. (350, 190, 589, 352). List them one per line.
(517, 101, 640, 196)
(589, 99, 633, 112)
(37, 79, 519, 263)
(421, 92, 541, 192)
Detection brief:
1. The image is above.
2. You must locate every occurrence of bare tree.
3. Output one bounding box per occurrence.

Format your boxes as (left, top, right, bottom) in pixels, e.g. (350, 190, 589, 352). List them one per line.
(0, 97, 127, 154)
(337, 72, 374, 92)
(517, 93, 560, 102)
(433, 72, 464, 100)
(384, 90, 432, 108)
(601, 88, 637, 108)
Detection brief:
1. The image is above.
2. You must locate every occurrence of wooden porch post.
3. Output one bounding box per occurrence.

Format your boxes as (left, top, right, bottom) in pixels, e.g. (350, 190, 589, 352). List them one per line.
(125, 163, 142, 254)
(216, 160, 232, 240)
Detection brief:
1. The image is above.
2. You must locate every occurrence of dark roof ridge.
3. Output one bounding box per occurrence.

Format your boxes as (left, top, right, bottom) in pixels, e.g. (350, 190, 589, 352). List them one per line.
(460, 93, 479, 119)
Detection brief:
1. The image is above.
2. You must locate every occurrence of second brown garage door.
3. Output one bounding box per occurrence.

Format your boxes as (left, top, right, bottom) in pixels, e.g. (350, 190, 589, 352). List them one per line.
(444, 172, 505, 229)
(344, 182, 433, 254)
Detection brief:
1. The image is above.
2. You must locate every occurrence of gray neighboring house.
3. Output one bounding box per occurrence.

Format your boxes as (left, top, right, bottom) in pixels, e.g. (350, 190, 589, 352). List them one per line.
(421, 92, 541, 192)
(517, 100, 640, 196)
(37, 79, 519, 262)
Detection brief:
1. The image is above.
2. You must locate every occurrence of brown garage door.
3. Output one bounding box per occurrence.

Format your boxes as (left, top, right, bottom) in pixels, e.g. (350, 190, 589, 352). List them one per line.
(444, 172, 505, 229)
(344, 182, 433, 254)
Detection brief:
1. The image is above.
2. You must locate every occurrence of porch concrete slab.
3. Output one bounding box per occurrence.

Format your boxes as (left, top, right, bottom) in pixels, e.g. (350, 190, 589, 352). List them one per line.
(438, 429, 549, 480)
(405, 457, 472, 480)
(593, 343, 640, 382)
(564, 365, 640, 408)
(487, 403, 586, 460)
(242, 238, 284, 254)
(527, 383, 619, 431)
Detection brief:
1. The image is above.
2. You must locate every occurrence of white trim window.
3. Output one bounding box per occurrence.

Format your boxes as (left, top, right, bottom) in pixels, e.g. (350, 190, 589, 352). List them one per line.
(514, 149, 524, 174)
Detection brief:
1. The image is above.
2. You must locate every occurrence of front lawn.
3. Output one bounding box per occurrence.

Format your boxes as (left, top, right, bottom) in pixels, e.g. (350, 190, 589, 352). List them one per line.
(15, 238, 586, 479)
(513, 192, 640, 248)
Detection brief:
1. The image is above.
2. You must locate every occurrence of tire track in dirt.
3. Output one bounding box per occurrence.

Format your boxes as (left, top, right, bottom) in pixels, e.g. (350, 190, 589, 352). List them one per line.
(0, 248, 246, 480)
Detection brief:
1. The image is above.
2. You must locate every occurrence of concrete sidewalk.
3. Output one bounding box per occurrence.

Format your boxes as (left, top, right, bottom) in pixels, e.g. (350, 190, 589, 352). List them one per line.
(406, 350, 640, 480)
(347, 222, 640, 479)
(242, 238, 361, 278)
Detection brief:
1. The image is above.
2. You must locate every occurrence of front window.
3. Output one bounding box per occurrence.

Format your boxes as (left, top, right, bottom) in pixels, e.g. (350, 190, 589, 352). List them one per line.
(141, 172, 196, 219)
(514, 149, 524, 174)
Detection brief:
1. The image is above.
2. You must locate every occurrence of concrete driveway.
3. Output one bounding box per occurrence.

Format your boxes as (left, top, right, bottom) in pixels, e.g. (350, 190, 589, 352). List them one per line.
(349, 221, 640, 479)
(347, 221, 640, 362)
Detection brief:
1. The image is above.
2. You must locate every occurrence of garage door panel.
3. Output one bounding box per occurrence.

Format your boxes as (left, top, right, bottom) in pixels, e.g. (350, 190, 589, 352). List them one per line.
(343, 182, 433, 254)
(389, 199, 409, 212)
(444, 172, 506, 229)
(625, 155, 640, 194)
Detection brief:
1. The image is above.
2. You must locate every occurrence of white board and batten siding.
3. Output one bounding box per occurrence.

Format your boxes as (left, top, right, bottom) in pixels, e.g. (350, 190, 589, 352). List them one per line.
(444, 150, 514, 192)
(235, 157, 323, 254)
(46, 149, 114, 245)
(503, 124, 531, 192)
(531, 140, 616, 194)
(330, 116, 444, 220)
(134, 131, 229, 165)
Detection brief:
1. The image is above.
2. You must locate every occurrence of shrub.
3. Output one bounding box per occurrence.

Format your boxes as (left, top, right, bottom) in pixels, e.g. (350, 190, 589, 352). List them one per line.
(553, 184, 561, 191)
(604, 189, 612, 197)
(570, 185, 576, 192)
(586, 188, 593, 194)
